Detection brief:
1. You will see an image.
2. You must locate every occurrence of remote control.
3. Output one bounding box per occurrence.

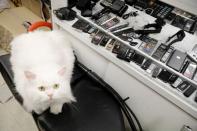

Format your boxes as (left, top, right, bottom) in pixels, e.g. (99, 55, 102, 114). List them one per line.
(183, 85, 196, 97)
(177, 81, 190, 92)
(141, 59, 152, 70)
(160, 46, 174, 63)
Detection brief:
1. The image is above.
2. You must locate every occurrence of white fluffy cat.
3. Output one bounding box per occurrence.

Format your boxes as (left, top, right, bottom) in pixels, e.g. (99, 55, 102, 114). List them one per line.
(10, 30, 75, 115)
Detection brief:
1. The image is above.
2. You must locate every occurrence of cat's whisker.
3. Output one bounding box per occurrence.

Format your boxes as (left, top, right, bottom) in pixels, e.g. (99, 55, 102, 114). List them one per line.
(68, 103, 80, 112)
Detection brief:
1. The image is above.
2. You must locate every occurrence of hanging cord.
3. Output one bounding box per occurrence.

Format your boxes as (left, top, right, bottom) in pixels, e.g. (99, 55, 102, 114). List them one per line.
(77, 62, 143, 131)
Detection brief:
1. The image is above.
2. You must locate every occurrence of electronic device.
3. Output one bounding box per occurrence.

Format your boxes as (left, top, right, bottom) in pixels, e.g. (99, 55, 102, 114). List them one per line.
(125, 0, 136, 6)
(106, 39, 116, 50)
(131, 53, 145, 65)
(96, 13, 113, 25)
(184, 19, 195, 32)
(146, 63, 157, 74)
(168, 74, 178, 84)
(99, 35, 110, 46)
(180, 59, 190, 73)
(54, 7, 76, 20)
(113, 27, 134, 36)
(171, 77, 183, 88)
(134, 0, 149, 9)
(100, 0, 114, 7)
(138, 36, 158, 55)
(152, 66, 161, 78)
(193, 71, 197, 82)
(160, 46, 174, 63)
(183, 62, 197, 79)
(171, 15, 187, 29)
(190, 21, 197, 34)
(167, 50, 187, 71)
(112, 42, 121, 54)
(84, 26, 98, 34)
(177, 81, 190, 92)
(165, 12, 176, 21)
(72, 19, 90, 31)
(183, 85, 196, 97)
(157, 69, 172, 83)
(109, 22, 129, 32)
(110, 0, 128, 16)
(151, 1, 174, 19)
(91, 31, 104, 45)
(117, 46, 135, 62)
(152, 44, 168, 60)
(187, 44, 197, 63)
(101, 17, 120, 29)
(91, 8, 111, 20)
(82, 24, 92, 33)
(141, 59, 152, 70)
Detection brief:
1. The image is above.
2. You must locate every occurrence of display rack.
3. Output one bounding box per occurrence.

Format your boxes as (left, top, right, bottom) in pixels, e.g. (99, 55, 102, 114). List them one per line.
(52, 2, 197, 120)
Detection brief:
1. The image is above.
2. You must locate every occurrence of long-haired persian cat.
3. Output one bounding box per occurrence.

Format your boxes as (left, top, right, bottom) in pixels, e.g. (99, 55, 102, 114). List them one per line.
(10, 30, 75, 114)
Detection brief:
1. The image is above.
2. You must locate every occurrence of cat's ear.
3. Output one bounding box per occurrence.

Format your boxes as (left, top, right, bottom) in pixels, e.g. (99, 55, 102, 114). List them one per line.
(58, 67, 66, 76)
(24, 71, 36, 80)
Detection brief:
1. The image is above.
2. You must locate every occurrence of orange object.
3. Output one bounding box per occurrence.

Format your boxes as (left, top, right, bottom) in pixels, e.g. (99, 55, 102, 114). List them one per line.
(28, 21, 52, 32)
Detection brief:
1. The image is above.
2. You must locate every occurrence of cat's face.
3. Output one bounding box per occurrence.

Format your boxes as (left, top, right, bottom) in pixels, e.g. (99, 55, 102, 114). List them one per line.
(24, 66, 75, 103)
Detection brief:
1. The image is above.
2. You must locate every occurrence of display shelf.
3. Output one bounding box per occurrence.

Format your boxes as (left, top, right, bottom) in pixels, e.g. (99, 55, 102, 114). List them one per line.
(74, 6, 197, 86)
(52, 13, 197, 119)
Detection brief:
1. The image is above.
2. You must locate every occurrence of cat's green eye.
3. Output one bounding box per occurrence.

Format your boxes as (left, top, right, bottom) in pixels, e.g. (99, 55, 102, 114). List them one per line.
(53, 84, 59, 89)
(38, 86, 45, 91)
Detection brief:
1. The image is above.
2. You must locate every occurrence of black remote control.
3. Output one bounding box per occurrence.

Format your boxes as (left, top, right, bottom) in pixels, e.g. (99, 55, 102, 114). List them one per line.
(177, 81, 190, 92)
(141, 59, 152, 70)
(183, 85, 196, 97)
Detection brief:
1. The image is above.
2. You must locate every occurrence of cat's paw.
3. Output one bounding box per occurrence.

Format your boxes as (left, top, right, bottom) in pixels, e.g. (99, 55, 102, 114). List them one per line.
(50, 104, 63, 115)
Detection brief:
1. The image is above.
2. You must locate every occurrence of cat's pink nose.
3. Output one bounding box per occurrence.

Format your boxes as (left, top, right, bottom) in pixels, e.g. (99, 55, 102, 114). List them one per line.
(47, 94, 53, 99)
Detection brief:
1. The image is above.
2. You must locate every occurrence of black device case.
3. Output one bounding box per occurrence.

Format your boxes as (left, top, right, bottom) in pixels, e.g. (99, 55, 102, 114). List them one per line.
(167, 50, 187, 71)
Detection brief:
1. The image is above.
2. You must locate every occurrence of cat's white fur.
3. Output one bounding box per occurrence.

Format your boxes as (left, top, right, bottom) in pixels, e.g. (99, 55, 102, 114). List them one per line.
(10, 30, 75, 114)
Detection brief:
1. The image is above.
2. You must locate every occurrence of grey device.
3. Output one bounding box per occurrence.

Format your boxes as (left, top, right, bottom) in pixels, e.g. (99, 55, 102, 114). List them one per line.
(160, 46, 174, 63)
(171, 77, 183, 88)
(183, 62, 197, 79)
(167, 50, 187, 71)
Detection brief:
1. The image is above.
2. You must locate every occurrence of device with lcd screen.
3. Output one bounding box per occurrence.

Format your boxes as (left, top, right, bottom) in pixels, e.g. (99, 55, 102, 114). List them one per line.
(160, 46, 174, 63)
(96, 13, 113, 25)
(171, 77, 183, 88)
(91, 31, 104, 45)
(101, 17, 120, 29)
(106, 39, 116, 50)
(139, 36, 158, 55)
(167, 50, 187, 71)
(183, 62, 197, 79)
(152, 44, 168, 60)
(131, 53, 145, 65)
(72, 19, 89, 31)
(138, 39, 158, 55)
(99, 35, 110, 46)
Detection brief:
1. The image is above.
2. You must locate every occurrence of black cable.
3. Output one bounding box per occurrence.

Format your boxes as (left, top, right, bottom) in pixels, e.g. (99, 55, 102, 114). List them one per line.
(124, 102, 143, 131)
(77, 62, 143, 131)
